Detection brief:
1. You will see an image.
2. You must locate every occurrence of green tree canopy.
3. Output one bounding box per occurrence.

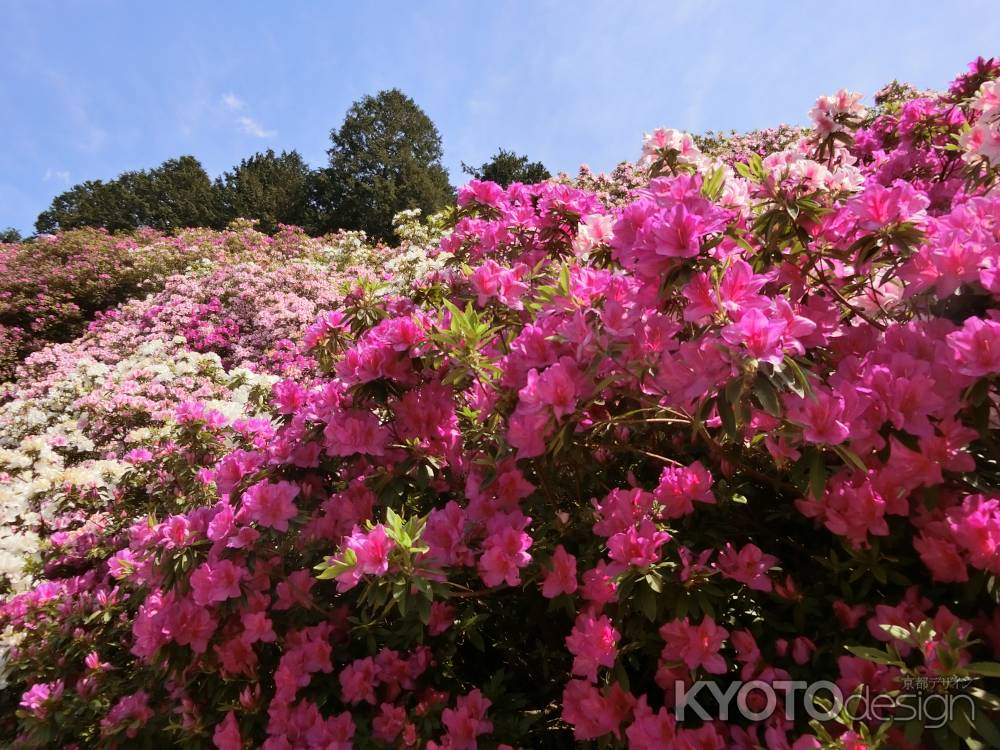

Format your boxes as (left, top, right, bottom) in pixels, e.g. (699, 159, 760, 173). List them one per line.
(0, 227, 23, 243)
(35, 156, 221, 234)
(216, 149, 312, 233)
(137, 156, 220, 230)
(315, 89, 454, 242)
(461, 147, 551, 187)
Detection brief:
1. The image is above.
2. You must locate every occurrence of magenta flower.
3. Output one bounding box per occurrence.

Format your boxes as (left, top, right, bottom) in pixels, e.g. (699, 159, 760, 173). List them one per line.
(716, 542, 778, 592)
(721, 308, 787, 364)
(626, 696, 677, 750)
(561, 680, 634, 741)
(659, 616, 729, 674)
(785, 389, 850, 446)
(339, 656, 379, 705)
(19, 680, 64, 719)
(190, 559, 246, 606)
(948, 316, 1000, 376)
(478, 526, 532, 587)
(565, 612, 620, 682)
(331, 524, 396, 593)
(607, 519, 671, 571)
(654, 462, 716, 520)
(242, 480, 300, 532)
(212, 711, 242, 750)
(541, 545, 578, 598)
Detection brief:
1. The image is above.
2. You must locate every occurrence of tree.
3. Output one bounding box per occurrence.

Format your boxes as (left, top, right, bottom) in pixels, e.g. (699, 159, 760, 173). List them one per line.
(136, 156, 221, 231)
(316, 89, 453, 241)
(216, 149, 312, 233)
(0, 227, 23, 243)
(461, 148, 550, 187)
(35, 156, 222, 234)
(35, 180, 128, 234)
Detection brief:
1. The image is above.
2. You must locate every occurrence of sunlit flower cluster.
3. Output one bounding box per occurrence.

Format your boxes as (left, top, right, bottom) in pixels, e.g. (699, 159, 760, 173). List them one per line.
(1, 58, 1000, 749)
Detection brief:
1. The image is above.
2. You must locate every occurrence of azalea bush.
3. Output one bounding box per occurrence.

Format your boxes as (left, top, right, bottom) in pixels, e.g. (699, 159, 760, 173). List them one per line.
(0, 217, 448, 383)
(0, 215, 449, 595)
(2, 57, 1000, 749)
(0, 227, 223, 380)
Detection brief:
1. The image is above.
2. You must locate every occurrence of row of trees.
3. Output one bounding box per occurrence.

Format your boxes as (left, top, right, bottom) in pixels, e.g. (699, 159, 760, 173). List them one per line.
(26, 90, 550, 243)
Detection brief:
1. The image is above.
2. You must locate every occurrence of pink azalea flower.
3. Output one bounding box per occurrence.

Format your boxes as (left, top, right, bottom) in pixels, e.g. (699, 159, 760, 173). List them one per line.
(654, 462, 716, 520)
(372, 703, 407, 744)
(190, 559, 246, 606)
(339, 657, 379, 704)
(561, 680, 635, 741)
(324, 409, 391, 456)
(19, 680, 64, 719)
(333, 524, 396, 593)
(478, 526, 532, 587)
(441, 689, 493, 750)
(659, 617, 729, 674)
(242, 480, 300, 532)
(715, 542, 778, 592)
(428, 601, 456, 635)
(580, 560, 619, 607)
(785, 389, 850, 446)
(565, 612, 620, 682)
(721, 308, 787, 364)
(607, 519, 670, 571)
(541, 545, 578, 598)
(625, 696, 677, 750)
(241, 611, 277, 644)
(948, 317, 1000, 376)
(212, 711, 242, 750)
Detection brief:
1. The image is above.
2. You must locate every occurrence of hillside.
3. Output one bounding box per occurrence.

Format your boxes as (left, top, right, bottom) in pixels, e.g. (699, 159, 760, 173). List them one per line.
(1, 58, 1000, 749)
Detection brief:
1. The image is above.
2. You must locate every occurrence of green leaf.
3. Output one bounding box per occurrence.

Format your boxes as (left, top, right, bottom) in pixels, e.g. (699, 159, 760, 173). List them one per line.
(415, 593, 432, 624)
(467, 627, 485, 652)
(903, 718, 924, 746)
(949, 699, 973, 739)
(701, 167, 726, 200)
(644, 572, 663, 593)
(638, 585, 658, 621)
(845, 645, 903, 666)
(613, 661, 631, 692)
(783, 356, 814, 398)
(716, 388, 737, 437)
(967, 662, 1000, 678)
(932, 724, 960, 750)
(753, 374, 781, 416)
(878, 623, 911, 641)
(385, 506, 402, 528)
(833, 444, 868, 471)
(808, 451, 827, 500)
(972, 708, 1000, 747)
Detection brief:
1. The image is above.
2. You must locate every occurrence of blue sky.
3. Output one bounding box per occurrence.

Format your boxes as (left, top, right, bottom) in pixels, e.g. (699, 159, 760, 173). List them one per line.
(2, 1, 998, 235)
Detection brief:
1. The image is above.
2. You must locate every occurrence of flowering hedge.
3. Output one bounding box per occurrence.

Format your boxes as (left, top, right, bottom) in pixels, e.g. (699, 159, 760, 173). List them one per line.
(2, 58, 1000, 749)
(0, 218, 448, 384)
(0, 215, 449, 596)
(0, 226, 227, 381)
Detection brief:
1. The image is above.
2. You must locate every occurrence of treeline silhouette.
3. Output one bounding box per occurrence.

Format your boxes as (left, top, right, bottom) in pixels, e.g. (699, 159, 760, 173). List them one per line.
(26, 90, 549, 243)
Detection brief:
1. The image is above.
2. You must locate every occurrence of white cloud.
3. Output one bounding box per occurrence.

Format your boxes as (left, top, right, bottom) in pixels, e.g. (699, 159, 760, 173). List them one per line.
(220, 93, 244, 111)
(219, 93, 274, 137)
(43, 168, 71, 184)
(237, 115, 275, 138)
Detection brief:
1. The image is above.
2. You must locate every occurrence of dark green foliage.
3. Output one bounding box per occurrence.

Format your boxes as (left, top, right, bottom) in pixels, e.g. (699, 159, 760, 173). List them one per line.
(0, 227, 22, 243)
(461, 147, 550, 187)
(35, 156, 221, 234)
(215, 149, 311, 233)
(315, 89, 454, 242)
(32, 90, 458, 240)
